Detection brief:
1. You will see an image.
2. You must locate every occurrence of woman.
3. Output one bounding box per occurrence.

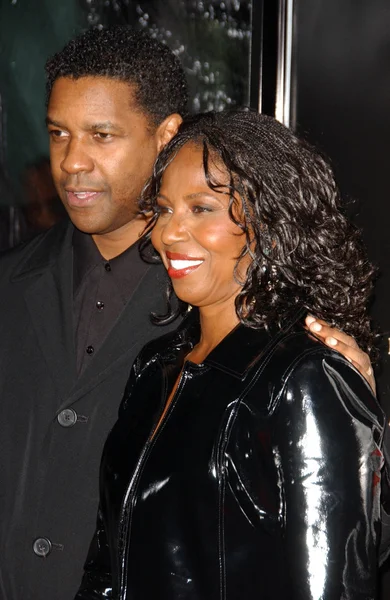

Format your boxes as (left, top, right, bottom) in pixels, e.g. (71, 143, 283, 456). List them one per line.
(75, 110, 385, 600)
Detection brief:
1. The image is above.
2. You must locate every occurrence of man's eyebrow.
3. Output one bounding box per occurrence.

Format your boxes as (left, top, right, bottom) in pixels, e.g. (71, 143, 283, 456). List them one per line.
(90, 121, 125, 133)
(45, 117, 62, 127)
(45, 117, 125, 133)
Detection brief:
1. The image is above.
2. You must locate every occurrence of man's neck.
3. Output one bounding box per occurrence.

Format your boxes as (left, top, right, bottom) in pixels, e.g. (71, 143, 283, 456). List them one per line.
(92, 217, 147, 260)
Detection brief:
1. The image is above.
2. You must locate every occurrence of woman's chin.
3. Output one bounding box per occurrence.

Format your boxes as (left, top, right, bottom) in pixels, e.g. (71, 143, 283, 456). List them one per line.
(173, 291, 197, 306)
(171, 286, 199, 308)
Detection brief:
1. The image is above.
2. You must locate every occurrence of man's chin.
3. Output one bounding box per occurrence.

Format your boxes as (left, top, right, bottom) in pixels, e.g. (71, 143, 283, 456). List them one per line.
(65, 206, 143, 238)
(66, 211, 106, 236)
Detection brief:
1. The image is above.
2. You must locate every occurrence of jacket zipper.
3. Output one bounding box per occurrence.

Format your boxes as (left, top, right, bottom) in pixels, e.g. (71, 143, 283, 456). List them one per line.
(117, 365, 189, 599)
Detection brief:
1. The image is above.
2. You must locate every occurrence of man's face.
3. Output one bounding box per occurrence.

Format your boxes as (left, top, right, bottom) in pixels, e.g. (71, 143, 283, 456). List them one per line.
(47, 76, 170, 236)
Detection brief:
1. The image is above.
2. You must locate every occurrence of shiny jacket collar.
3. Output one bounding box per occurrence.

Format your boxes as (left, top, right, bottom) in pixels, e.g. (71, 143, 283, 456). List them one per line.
(155, 306, 306, 380)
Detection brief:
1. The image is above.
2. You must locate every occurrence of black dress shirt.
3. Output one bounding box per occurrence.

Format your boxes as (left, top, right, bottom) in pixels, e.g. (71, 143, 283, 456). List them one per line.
(73, 229, 150, 374)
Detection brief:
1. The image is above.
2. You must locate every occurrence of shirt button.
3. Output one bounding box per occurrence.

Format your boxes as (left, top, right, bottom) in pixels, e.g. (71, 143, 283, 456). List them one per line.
(86, 345, 94, 355)
(33, 537, 52, 557)
(104, 263, 111, 272)
(96, 301, 105, 310)
(57, 408, 77, 428)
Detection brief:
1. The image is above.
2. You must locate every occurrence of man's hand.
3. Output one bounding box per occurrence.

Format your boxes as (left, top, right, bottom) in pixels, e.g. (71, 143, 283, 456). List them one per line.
(305, 315, 376, 394)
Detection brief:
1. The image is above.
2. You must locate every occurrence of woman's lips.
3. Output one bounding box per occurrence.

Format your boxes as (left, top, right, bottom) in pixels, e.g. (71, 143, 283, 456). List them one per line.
(166, 253, 204, 279)
(66, 191, 103, 208)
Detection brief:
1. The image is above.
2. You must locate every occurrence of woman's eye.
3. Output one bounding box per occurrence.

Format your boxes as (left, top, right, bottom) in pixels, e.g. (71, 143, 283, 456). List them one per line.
(157, 205, 172, 215)
(192, 205, 212, 214)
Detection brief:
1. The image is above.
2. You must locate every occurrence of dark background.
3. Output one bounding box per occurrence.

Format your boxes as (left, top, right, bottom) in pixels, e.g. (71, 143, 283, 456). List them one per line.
(293, 1, 390, 416)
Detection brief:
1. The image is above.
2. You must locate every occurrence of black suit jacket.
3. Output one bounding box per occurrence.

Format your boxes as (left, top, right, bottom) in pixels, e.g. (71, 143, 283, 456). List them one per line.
(0, 220, 179, 600)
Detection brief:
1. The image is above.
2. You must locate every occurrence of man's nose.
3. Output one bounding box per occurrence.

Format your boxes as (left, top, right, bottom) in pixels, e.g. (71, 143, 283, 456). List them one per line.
(60, 138, 94, 175)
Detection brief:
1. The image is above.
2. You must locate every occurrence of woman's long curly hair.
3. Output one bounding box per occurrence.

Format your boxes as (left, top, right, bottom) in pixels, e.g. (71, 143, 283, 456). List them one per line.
(139, 109, 376, 355)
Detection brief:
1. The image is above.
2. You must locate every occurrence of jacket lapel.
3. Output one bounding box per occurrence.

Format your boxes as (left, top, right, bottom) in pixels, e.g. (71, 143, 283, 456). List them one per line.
(11, 221, 77, 400)
(9, 222, 178, 410)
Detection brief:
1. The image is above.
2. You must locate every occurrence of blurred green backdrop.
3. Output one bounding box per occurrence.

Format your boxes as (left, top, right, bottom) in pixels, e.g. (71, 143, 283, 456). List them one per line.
(0, 0, 251, 205)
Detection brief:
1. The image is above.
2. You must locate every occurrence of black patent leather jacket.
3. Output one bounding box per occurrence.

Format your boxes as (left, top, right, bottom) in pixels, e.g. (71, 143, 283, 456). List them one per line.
(75, 309, 385, 600)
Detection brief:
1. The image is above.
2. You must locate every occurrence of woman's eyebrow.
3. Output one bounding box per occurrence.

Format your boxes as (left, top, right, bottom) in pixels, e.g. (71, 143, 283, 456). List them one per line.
(183, 191, 227, 201)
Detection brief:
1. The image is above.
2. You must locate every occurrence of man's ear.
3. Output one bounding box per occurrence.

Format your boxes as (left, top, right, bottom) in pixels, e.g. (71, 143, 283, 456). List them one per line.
(156, 113, 183, 151)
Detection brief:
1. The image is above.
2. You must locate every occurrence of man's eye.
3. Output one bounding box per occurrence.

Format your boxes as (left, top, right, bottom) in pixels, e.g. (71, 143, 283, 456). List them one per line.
(95, 132, 112, 140)
(49, 129, 67, 139)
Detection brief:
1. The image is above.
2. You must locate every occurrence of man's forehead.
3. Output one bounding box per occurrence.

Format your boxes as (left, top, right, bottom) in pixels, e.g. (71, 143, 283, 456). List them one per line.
(47, 76, 148, 125)
(49, 76, 141, 111)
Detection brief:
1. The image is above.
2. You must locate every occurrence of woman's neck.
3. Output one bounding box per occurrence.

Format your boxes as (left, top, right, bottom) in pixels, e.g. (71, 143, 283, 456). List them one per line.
(187, 300, 240, 364)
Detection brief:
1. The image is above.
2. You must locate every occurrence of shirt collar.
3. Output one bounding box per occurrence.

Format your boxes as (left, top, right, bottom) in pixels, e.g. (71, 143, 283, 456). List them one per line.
(72, 228, 148, 299)
(72, 228, 102, 292)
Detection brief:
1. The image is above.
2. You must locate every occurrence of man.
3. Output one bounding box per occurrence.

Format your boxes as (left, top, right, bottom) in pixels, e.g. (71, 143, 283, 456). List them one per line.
(0, 25, 372, 600)
(0, 26, 187, 600)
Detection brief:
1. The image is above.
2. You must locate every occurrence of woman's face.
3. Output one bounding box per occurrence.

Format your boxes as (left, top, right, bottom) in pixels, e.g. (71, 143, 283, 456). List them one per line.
(151, 142, 250, 309)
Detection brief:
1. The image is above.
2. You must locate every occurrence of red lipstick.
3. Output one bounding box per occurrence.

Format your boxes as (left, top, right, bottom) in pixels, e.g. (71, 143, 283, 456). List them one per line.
(165, 251, 204, 279)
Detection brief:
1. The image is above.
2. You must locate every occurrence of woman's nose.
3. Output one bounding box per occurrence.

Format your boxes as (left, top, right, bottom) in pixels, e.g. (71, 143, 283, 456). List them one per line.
(159, 211, 189, 246)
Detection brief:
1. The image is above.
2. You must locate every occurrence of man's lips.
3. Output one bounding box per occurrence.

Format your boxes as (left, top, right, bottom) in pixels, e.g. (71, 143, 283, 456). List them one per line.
(65, 189, 103, 208)
(166, 252, 204, 279)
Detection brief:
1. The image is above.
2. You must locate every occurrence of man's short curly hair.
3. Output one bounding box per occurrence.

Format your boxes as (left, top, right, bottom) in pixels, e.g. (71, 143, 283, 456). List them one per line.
(45, 25, 189, 125)
(140, 109, 376, 355)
